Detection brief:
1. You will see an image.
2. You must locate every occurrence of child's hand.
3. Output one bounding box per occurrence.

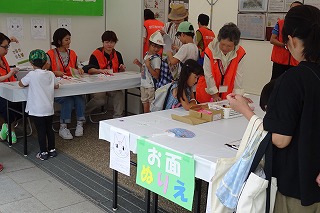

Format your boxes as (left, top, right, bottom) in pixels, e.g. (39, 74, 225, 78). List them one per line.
(119, 64, 126, 72)
(171, 44, 179, 51)
(9, 36, 19, 43)
(133, 59, 142, 67)
(9, 68, 18, 77)
(78, 68, 84, 75)
(54, 71, 64, 77)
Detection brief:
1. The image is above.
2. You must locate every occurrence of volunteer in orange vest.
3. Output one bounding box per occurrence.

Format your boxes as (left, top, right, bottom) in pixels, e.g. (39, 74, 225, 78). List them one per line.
(143, 9, 164, 56)
(196, 23, 246, 103)
(196, 14, 215, 65)
(83, 30, 126, 119)
(46, 28, 85, 140)
(0, 33, 20, 146)
(269, 1, 303, 80)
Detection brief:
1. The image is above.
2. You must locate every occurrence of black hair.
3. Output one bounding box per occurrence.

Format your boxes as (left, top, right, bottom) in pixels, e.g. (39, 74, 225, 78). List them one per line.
(198, 14, 210, 26)
(217, 22, 241, 46)
(0, 33, 11, 46)
(51, 28, 71, 47)
(101, 30, 118, 43)
(144, 9, 155, 20)
(177, 59, 204, 102)
(259, 80, 276, 111)
(282, 5, 320, 63)
(30, 59, 46, 69)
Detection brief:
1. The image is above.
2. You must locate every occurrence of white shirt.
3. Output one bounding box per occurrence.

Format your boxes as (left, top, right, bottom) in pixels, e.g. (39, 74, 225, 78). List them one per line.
(173, 43, 199, 77)
(21, 69, 57, 116)
(141, 54, 161, 88)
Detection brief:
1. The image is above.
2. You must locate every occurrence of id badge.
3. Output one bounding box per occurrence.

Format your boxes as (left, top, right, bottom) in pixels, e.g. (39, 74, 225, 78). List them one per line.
(219, 85, 228, 93)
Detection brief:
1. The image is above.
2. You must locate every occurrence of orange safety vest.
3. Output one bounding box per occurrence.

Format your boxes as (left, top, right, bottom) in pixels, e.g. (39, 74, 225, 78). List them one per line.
(196, 46, 246, 103)
(143, 19, 164, 55)
(197, 27, 215, 58)
(0, 56, 16, 82)
(271, 20, 298, 66)
(47, 49, 77, 76)
(92, 48, 119, 73)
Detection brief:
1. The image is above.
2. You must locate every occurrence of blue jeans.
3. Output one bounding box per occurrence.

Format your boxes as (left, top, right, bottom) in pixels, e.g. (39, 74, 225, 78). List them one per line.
(55, 95, 85, 123)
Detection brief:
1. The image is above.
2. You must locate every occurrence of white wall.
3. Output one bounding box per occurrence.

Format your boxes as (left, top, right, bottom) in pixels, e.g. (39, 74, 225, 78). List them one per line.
(0, 13, 105, 65)
(188, 0, 272, 95)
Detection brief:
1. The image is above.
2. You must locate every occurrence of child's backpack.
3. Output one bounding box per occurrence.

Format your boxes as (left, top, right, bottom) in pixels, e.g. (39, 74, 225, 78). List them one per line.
(149, 54, 173, 89)
(150, 82, 174, 112)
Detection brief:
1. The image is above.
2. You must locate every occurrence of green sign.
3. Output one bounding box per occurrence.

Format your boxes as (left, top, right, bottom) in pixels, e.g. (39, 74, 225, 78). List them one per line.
(136, 138, 195, 210)
(0, 0, 103, 16)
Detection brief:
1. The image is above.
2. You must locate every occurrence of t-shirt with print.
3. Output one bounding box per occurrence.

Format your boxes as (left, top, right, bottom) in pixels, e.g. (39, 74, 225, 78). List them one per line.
(141, 53, 161, 88)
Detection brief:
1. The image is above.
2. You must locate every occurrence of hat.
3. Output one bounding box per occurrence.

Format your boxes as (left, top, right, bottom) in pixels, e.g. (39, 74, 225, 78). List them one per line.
(149, 31, 165, 46)
(176, 21, 194, 34)
(29, 49, 47, 62)
(168, 4, 188, 21)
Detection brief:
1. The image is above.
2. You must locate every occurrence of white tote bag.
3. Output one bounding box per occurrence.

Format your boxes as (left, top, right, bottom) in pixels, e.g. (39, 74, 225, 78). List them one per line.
(208, 115, 264, 213)
(237, 173, 277, 213)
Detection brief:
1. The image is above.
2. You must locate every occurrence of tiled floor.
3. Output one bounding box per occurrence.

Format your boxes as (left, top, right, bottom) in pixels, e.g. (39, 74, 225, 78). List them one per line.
(0, 142, 105, 213)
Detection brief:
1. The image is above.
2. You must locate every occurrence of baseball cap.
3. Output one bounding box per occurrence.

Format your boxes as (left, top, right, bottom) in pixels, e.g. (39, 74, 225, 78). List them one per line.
(29, 49, 47, 63)
(176, 21, 194, 35)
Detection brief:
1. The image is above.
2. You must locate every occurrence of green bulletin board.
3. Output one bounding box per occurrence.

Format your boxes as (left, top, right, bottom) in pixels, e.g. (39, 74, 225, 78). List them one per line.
(0, 0, 103, 16)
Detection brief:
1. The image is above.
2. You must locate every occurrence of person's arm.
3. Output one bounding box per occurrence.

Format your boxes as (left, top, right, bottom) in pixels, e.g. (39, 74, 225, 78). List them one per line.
(0, 69, 17, 82)
(86, 54, 102, 74)
(203, 54, 220, 101)
(227, 94, 255, 120)
(179, 90, 197, 110)
(196, 30, 204, 49)
(166, 51, 180, 66)
(117, 51, 126, 72)
(269, 23, 285, 47)
(271, 134, 292, 148)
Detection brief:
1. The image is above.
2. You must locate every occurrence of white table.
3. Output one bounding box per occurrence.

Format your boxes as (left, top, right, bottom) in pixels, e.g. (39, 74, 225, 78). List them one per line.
(99, 94, 265, 211)
(0, 71, 141, 155)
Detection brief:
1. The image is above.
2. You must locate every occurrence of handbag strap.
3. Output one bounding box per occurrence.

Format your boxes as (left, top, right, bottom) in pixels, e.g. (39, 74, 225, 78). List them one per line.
(247, 132, 273, 213)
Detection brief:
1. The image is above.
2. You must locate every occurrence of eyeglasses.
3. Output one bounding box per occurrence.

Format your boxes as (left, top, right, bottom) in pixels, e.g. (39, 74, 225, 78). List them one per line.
(0, 45, 10, 50)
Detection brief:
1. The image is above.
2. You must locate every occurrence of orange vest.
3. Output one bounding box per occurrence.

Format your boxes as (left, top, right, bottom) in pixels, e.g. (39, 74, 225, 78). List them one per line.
(47, 49, 77, 76)
(92, 48, 119, 73)
(143, 19, 164, 55)
(0, 56, 16, 82)
(197, 27, 215, 58)
(196, 46, 246, 103)
(271, 20, 298, 66)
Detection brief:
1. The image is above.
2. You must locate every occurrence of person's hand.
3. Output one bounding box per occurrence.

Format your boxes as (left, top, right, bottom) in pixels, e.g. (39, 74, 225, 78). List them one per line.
(9, 36, 19, 43)
(227, 93, 255, 120)
(316, 173, 320, 187)
(119, 64, 126, 72)
(212, 93, 222, 102)
(78, 67, 84, 75)
(133, 59, 141, 65)
(171, 44, 179, 51)
(9, 67, 18, 76)
(54, 71, 64, 77)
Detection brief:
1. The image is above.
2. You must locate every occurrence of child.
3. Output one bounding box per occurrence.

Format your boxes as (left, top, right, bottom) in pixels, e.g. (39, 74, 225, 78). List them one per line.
(133, 31, 165, 113)
(165, 59, 203, 110)
(19, 49, 59, 160)
(166, 21, 198, 80)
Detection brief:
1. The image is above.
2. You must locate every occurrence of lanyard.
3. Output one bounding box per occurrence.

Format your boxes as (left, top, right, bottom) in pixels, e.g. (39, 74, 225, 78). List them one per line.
(56, 48, 70, 73)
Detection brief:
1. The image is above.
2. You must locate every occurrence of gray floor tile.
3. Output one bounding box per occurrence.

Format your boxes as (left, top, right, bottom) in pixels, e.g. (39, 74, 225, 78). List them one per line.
(53, 201, 105, 213)
(0, 175, 32, 205)
(20, 178, 86, 210)
(0, 197, 52, 213)
(6, 167, 51, 184)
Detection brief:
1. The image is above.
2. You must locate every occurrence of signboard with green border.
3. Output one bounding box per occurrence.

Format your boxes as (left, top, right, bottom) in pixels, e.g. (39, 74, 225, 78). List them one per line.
(0, 0, 103, 16)
(136, 138, 195, 211)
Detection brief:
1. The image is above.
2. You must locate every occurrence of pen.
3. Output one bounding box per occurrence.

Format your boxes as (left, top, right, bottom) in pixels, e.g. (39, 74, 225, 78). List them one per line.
(224, 143, 239, 150)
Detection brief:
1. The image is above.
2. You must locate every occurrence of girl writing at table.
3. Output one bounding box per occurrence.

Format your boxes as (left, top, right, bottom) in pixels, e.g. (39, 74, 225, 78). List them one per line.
(0, 33, 20, 144)
(46, 28, 85, 140)
(165, 59, 203, 110)
(19, 49, 59, 160)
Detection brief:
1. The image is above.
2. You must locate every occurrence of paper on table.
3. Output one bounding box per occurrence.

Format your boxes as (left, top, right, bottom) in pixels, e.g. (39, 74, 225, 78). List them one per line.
(70, 67, 81, 78)
(163, 34, 173, 56)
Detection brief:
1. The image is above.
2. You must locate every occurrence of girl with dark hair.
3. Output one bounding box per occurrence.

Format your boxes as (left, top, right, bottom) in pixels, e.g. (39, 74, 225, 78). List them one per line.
(165, 59, 203, 110)
(227, 5, 320, 212)
(46, 28, 85, 140)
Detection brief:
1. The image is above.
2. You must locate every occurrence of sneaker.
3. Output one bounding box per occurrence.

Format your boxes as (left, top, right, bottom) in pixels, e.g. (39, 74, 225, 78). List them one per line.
(8, 131, 17, 144)
(75, 124, 83, 137)
(49, 149, 57, 158)
(36, 152, 48, 160)
(0, 123, 8, 140)
(59, 127, 73, 140)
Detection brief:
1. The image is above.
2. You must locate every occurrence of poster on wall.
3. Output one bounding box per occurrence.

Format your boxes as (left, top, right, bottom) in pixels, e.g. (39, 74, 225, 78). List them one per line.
(31, 17, 47, 40)
(7, 17, 24, 39)
(144, 0, 166, 23)
(238, 0, 268, 12)
(238, 13, 266, 40)
(265, 13, 285, 40)
(304, 0, 320, 9)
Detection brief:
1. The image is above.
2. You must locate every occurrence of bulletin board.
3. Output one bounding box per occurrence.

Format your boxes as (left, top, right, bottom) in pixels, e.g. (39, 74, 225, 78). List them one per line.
(0, 0, 103, 16)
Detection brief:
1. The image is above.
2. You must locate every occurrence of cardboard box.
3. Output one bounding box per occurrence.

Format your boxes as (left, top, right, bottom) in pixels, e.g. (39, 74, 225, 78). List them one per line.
(171, 104, 223, 125)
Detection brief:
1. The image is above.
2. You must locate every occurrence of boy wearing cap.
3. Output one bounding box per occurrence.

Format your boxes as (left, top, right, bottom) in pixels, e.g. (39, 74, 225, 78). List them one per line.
(166, 21, 198, 79)
(133, 31, 164, 113)
(19, 49, 59, 160)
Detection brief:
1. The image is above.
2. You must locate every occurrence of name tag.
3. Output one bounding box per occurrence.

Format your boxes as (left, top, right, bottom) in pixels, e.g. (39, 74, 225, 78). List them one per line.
(219, 85, 228, 93)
